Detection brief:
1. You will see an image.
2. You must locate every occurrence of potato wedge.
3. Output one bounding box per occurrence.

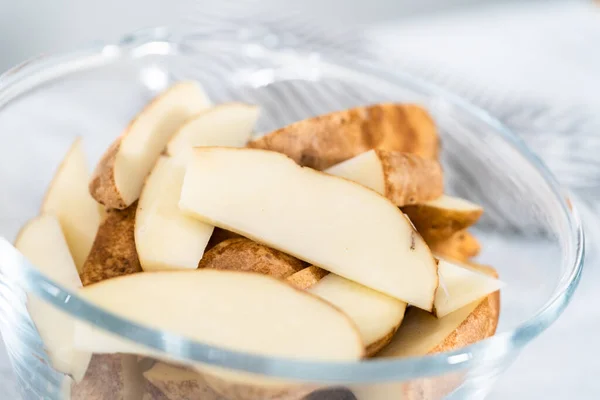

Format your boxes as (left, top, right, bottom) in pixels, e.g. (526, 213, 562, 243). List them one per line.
(89, 81, 210, 209)
(41, 138, 102, 272)
(326, 150, 443, 206)
(80, 204, 141, 286)
(15, 215, 91, 381)
(248, 103, 439, 170)
(429, 230, 481, 262)
(73, 270, 364, 361)
(198, 238, 307, 279)
(179, 148, 438, 310)
(136, 157, 214, 272)
(402, 195, 483, 242)
(351, 264, 500, 400)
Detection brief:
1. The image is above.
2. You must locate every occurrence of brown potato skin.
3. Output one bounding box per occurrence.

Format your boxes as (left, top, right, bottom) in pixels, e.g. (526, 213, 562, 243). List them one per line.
(428, 230, 481, 262)
(402, 204, 482, 243)
(198, 238, 307, 279)
(80, 204, 141, 286)
(286, 266, 329, 290)
(377, 151, 443, 206)
(72, 355, 126, 400)
(89, 138, 127, 209)
(248, 104, 439, 170)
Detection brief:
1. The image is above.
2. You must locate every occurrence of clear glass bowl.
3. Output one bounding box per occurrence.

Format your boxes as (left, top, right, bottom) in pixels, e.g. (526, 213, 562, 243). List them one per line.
(0, 27, 584, 400)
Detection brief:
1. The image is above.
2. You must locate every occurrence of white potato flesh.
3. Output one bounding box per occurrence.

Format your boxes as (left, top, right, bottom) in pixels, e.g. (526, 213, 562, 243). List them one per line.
(15, 215, 91, 381)
(325, 149, 385, 194)
(179, 148, 438, 310)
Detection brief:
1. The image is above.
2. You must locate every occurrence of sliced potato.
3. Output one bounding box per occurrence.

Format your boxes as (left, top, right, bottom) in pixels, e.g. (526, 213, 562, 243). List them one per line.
(136, 157, 214, 271)
(198, 238, 307, 279)
(179, 148, 438, 310)
(73, 270, 365, 361)
(41, 138, 102, 272)
(429, 230, 481, 262)
(326, 150, 443, 206)
(80, 204, 141, 286)
(89, 81, 210, 209)
(166, 102, 259, 158)
(402, 195, 483, 242)
(15, 215, 91, 382)
(307, 274, 407, 357)
(352, 265, 500, 400)
(434, 259, 504, 318)
(248, 103, 439, 170)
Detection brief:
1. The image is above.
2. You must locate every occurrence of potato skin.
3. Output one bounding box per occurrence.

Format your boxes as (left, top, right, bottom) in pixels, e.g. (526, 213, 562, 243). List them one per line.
(402, 204, 482, 243)
(248, 103, 439, 170)
(377, 150, 443, 206)
(428, 230, 481, 262)
(198, 238, 307, 279)
(80, 204, 141, 286)
(286, 266, 329, 290)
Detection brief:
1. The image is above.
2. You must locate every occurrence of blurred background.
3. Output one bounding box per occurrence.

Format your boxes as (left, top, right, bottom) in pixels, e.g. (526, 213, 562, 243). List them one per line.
(1, 0, 598, 398)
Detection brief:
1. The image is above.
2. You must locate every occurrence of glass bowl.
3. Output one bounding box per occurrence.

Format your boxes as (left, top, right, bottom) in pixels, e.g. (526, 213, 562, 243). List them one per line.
(0, 27, 584, 400)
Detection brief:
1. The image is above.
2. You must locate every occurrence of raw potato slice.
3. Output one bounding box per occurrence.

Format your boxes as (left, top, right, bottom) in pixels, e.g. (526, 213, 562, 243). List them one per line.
(352, 265, 500, 400)
(136, 157, 214, 271)
(430, 230, 481, 262)
(73, 270, 364, 361)
(72, 354, 147, 400)
(80, 204, 141, 286)
(402, 195, 483, 242)
(14, 215, 91, 381)
(143, 362, 224, 400)
(90, 81, 211, 209)
(286, 266, 329, 290)
(136, 102, 257, 271)
(179, 148, 438, 310)
(308, 274, 407, 357)
(378, 262, 500, 358)
(166, 102, 259, 158)
(248, 103, 439, 170)
(434, 259, 504, 318)
(198, 238, 307, 278)
(41, 138, 102, 272)
(325, 150, 443, 206)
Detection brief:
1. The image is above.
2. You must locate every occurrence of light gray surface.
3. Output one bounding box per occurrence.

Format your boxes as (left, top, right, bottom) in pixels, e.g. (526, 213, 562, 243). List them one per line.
(0, 0, 597, 398)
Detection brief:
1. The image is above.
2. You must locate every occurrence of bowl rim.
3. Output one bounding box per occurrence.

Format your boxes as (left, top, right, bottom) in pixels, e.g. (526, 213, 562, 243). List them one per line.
(0, 27, 585, 383)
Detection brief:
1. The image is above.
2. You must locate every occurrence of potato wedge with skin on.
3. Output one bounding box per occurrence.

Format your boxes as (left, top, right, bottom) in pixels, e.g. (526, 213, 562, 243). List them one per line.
(402, 195, 483, 242)
(198, 238, 307, 279)
(136, 157, 214, 272)
(135, 102, 258, 272)
(165, 102, 259, 158)
(15, 215, 91, 382)
(434, 259, 504, 318)
(248, 103, 439, 170)
(325, 150, 443, 206)
(205, 228, 244, 251)
(90, 81, 211, 209)
(41, 138, 102, 273)
(179, 147, 438, 311)
(286, 266, 329, 290)
(351, 264, 500, 400)
(429, 230, 481, 262)
(73, 270, 365, 361)
(80, 204, 141, 286)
